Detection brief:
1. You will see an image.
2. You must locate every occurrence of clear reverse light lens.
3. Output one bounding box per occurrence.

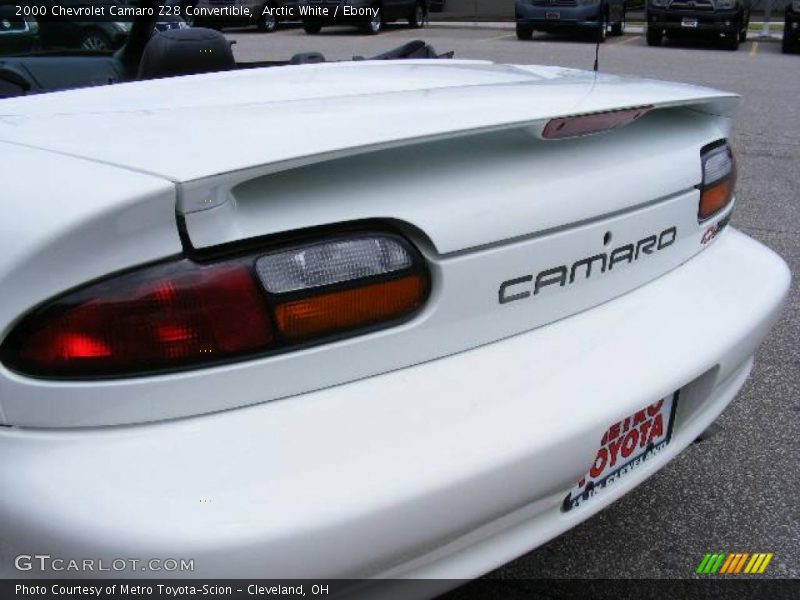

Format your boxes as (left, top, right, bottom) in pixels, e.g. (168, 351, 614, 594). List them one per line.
(703, 146, 733, 185)
(256, 236, 413, 294)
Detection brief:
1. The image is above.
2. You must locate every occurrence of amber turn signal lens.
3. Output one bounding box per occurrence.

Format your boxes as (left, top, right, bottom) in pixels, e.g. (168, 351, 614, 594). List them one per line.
(274, 275, 426, 342)
(699, 179, 734, 220)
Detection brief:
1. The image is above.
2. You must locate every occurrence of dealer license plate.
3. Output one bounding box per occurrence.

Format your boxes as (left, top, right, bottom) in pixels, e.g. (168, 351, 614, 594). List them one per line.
(546, 11, 560, 20)
(682, 18, 699, 28)
(563, 392, 678, 512)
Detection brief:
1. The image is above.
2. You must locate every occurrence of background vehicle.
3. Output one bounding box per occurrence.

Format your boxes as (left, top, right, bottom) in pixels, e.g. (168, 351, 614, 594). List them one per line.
(784, 0, 800, 53)
(34, 0, 132, 51)
(189, 0, 300, 32)
(32, 0, 188, 52)
(302, 0, 428, 35)
(0, 5, 39, 54)
(515, 0, 626, 42)
(645, 0, 751, 50)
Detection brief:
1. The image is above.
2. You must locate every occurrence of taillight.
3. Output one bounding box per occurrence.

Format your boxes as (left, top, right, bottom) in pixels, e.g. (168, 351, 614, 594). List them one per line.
(541, 106, 652, 140)
(1, 232, 428, 378)
(255, 236, 426, 342)
(698, 141, 736, 221)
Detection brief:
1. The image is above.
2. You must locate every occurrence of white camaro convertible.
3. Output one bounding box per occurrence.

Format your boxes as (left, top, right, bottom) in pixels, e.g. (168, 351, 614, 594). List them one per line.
(0, 7, 790, 588)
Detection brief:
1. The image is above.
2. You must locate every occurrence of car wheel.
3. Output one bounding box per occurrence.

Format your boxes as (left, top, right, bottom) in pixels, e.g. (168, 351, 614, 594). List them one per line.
(646, 27, 663, 46)
(722, 25, 740, 50)
(303, 22, 322, 34)
(738, 14, 748, 42)
(80, 30, 112, 52)
(782, 29, 798, 54)
(516, 22, 534, 40)
(611, 9, 625, 36)
(364, 5, 383, 35)
(258, 4, 278, 32)
(596, 12, 608, 43)
(409, 2, 426, 28)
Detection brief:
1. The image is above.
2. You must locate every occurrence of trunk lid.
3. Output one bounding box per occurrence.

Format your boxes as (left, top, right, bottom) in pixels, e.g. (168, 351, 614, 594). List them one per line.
(0, 60, 736, 253)
(0, 61, 740, 426)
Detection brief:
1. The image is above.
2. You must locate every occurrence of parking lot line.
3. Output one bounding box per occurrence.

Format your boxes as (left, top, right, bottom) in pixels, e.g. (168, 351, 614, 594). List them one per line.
(477, 33, 516, 42)
(749, 41, 759, 56)
(616, 35, 640, 45)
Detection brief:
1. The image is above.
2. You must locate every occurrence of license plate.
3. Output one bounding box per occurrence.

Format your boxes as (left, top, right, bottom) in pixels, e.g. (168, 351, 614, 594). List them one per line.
(546, 11, 560, 20)
(682, 18, 699, 28)
(563, 392, 678, 512)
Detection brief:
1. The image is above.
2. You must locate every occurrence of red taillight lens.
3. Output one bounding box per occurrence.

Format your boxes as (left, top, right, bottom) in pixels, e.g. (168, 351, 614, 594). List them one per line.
(699, 142, 736, 221)
(542, 106, 652, 140)
(2, 233, 429, 378)
(11, 261, 273, 377)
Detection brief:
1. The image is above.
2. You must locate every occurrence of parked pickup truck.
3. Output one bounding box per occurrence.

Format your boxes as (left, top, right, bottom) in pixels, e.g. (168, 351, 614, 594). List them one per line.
(645, 0, 751, 51)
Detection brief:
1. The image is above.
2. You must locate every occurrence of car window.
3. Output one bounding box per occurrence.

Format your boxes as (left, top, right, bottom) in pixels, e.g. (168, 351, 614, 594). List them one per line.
(0, 0, 182, 56)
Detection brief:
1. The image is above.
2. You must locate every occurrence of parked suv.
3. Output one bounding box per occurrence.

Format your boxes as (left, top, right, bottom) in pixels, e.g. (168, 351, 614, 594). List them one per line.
(515, 0, 626, 42)
(645, 0, 750, 50)
(784, 0, 800, 54)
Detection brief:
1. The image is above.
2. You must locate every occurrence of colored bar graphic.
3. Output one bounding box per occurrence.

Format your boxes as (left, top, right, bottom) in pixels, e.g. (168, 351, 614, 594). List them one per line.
(744, 554, 760, 574)
(711, 553, 726, 574)
(758, 553, 774, 574)
(696, 553, 712, 574)
(719, 553, 736, 574)
(734, 553, 749, 574)
(698, 552, 774, 575)
(724, 553, 737, 574)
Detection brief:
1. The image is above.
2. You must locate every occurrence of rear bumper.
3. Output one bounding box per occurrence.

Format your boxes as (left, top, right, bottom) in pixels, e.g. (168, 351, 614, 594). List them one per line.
(0, 228, 789, 580)
(516, 4, 602, 30)
(647, 8, 743, 33)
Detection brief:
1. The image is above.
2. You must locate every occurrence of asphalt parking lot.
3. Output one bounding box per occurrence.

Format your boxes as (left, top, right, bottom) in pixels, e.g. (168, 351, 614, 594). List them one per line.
(228, 24, 800, 581)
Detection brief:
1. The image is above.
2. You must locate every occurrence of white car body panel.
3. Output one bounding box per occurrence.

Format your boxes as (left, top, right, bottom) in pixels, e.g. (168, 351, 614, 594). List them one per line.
(0, 61, 737, 184)
(0, 59, 790, 584)
(0, 62, 745, 427)
(0, 230, 788, 580)
(0, 190, 731, 426)
(182, 110, 726, 252)
(0, 143, 181, 358)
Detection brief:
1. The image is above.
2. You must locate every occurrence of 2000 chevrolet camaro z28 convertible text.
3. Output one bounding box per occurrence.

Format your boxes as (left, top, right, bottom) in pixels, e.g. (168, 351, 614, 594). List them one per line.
(0, 8, 790, 590)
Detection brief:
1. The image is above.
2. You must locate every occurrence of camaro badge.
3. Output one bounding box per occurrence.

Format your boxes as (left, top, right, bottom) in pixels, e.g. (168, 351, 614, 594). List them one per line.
(499, 226, 677, 304)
